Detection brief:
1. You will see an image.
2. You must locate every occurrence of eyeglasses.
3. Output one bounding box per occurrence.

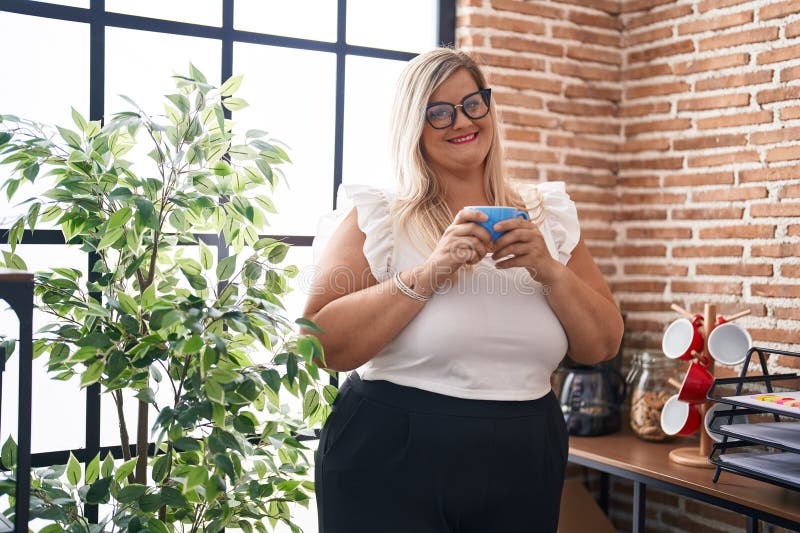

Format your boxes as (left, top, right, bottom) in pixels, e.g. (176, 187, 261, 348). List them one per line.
(425, 88, 492, 130)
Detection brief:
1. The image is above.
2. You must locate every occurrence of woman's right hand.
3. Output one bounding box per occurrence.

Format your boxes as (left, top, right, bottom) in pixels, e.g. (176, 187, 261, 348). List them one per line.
(422, 209, 494, 290)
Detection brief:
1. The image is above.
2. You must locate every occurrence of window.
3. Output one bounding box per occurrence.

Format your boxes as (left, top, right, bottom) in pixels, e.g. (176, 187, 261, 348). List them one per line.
(0, 0, 452, 528)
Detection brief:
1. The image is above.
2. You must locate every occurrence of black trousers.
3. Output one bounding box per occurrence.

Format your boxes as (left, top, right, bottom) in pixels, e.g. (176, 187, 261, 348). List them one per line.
(315, 373, 569, 533)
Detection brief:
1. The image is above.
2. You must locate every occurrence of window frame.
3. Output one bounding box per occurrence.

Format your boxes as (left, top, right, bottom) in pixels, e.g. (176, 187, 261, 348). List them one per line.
(0, 0, 455, 517)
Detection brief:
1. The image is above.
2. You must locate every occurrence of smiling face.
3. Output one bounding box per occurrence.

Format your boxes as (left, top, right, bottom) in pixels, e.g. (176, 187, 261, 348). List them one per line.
(420, 68, 493, 181)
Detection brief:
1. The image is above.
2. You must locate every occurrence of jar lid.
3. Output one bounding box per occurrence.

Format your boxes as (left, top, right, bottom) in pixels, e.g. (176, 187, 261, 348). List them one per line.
(640, 351, 656, 363)
(640, 351, 677, 367)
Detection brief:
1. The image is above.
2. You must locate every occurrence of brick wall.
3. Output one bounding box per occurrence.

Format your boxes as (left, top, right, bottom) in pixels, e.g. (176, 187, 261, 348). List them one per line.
(458, 0, 800, 531)
(617, 0, 800, 370)
(458, 0, 623, 283)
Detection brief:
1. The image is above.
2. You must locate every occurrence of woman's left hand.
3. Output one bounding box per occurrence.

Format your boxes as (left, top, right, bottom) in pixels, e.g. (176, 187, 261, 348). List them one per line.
(490, 217, 562, 283)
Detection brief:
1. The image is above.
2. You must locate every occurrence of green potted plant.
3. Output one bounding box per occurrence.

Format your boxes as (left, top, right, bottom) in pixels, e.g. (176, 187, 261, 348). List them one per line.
(0, 65, 332, 532)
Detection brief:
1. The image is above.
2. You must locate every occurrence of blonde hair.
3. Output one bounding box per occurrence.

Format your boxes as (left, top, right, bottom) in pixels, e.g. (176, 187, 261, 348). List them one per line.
(388, 48, 523, 254)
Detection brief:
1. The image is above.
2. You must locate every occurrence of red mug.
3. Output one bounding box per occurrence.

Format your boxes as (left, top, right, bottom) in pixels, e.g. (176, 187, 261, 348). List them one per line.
(660, 394, 701, 436)
(677, 362, 715, 404)
(662, 315, 704, 361)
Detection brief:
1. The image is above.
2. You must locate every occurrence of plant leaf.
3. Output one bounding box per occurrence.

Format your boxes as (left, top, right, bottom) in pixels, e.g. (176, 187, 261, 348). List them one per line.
(166, 94, 190, 114)
(222, 97, 248, 111)
(114, 458, 137, 482)
(57, 126, 82, 149)
(71, 107, 88, 132)
(134, 197, 157, 229)
(22, 163, 39, 181)
(173, 437, 201, 452)
(149, 309, 181, 331)
(183, 465, 207, 493)
(85, 453, 100, 484)
(139, 493, 162, 513)
(322, 384, 339, 405)
(85, 477, 113, 504)
(181, 335, 204, 354)
(220, 75, 243, 97)
(97, 226, 124, 250)
(302, 389, 320, 419)
(80, 360, 105, 387)
(188, 63, 208, 83)
(147, 519, 170, 533)
(66, 452, 81, 485)
(216, 255, 236, 281)
(101, 451, 114, 479)
(206, 379, 225, 405)
(1, 436, 17, 470)
(117, 484, 148, 504)
(151, 454, 171, 483)
(109, 187, 133, 202)
(161, 486, 188, 508)
(267, 243, 289, 264)
(135, 387, 156, 404)
(141, 284, 156, 310)
(117, 292, 138, 315)
(108, 206, 133, 229)
(295, 317, 323, 334)
(214, 453, 236, 481)
(199, 242, 213, 270)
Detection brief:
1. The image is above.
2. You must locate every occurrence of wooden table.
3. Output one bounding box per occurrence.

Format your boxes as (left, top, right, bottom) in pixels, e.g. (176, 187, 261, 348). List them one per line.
(569, 425, 800, 532)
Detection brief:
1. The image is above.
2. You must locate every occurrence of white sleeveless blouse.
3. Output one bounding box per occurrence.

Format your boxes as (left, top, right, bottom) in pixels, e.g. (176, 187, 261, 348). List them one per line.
(312, 182, 581, 401)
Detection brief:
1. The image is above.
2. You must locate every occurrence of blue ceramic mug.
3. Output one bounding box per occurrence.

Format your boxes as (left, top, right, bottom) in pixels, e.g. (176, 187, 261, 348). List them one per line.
(465, 206, 530, 241)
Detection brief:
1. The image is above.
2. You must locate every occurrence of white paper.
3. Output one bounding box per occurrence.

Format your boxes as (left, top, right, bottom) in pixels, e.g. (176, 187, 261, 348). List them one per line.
(720, 422, 800, 450)
(718, 451, 800, 487)
(721, 391, 800, 417)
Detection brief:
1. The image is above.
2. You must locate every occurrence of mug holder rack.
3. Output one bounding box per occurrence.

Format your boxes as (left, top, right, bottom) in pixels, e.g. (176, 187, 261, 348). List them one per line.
(667, 303, 722, 468)
(706, 346, 800, 491)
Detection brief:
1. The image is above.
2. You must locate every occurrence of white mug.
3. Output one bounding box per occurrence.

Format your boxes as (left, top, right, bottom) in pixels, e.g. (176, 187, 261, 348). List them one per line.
(704, 402, 747, 443)
(662, 317, 704, 361)
(707, 322, 752, 366)
(660, 394, 701, 436)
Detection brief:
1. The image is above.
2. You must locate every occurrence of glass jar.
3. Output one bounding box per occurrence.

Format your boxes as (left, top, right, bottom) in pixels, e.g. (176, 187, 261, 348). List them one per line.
(629, 352, 680, 441)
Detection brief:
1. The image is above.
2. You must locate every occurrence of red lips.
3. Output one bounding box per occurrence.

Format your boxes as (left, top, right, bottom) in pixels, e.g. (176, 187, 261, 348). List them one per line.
(447, 132, 479, 144)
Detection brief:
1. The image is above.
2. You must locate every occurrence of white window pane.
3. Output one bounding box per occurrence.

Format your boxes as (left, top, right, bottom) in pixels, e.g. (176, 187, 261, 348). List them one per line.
(0, 244, 88, 454)
(347, 0, 437, 53)
(0, 173, 62, 229)
(0, 14, 88, 227)
(234, 43, 335, 236)
(106, 0, 221, 27)
(343, 56, 406, 189)
(234, 0, 336, 42)
(0, 13, 89, 125)
(105, 27, 221, 115)
(104, 28, 221, 195)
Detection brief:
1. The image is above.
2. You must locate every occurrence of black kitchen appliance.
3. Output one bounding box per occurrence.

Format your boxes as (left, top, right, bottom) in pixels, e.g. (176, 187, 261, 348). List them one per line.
(558, 362, 626, 436)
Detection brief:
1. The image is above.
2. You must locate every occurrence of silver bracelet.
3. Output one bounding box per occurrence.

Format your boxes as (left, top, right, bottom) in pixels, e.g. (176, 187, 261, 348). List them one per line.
(393, 271, 431, 302)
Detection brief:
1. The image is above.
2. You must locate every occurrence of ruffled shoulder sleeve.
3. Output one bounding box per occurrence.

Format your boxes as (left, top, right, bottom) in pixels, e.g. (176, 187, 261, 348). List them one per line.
(517, 181, 581, 265)
(312, 183, 395, 282)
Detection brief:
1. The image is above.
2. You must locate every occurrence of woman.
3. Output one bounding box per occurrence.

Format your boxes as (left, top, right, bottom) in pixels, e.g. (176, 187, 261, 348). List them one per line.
(303, 48, 623, 532)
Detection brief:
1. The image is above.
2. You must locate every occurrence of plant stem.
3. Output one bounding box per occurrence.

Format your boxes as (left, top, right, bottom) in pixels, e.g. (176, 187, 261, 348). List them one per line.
(191, 502, 207, 533)
(134, 394, 149, 484)
(112, 389, 134, 483)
